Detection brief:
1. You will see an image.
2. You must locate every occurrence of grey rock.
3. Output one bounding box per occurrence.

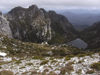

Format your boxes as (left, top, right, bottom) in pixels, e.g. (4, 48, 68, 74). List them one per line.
(7, 5, 77, 43)
(0, 12, 12, 38)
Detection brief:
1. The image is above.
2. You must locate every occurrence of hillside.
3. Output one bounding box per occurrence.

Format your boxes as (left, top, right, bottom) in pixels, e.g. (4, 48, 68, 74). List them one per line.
(0, 34, 80, 57)
(0, 34, 100, 75)
(81, 22, 100, 49)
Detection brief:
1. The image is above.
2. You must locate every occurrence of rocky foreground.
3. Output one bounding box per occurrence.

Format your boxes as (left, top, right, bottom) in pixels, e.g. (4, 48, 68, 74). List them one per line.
(0, 34, 100, 75)
(0, 52, 100, 75)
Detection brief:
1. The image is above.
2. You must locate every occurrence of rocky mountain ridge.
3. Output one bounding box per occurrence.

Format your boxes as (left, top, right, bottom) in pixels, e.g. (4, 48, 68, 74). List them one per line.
(5, 5, 77, 44)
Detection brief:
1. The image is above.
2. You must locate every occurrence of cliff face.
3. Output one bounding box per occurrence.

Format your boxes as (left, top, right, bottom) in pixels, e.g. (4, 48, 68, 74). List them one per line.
(7, 5, 51, 42)
(6, 5, 77, 43)
(81, 22, 100, 49)
(0, 11, 12, 38)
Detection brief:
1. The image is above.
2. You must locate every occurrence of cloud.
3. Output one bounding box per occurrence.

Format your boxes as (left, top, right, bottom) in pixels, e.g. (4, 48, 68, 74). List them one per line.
(0, 0, 100, 13)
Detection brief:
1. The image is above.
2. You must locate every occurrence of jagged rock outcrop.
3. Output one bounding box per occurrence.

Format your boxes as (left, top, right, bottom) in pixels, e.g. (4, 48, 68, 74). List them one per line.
(7, 5, 51, 42)
(81, 22, 100, 49)
(7, 5, 77, 43)
(0, 11, 12, 38)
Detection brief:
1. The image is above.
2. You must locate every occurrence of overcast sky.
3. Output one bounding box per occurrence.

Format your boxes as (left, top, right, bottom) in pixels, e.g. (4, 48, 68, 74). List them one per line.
(0, 0, 100, 13)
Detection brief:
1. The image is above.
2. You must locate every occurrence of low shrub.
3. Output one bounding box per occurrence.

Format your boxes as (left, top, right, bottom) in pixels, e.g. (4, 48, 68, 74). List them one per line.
(65, 55, 74, 60)
(60, 62, 74, 74)
(15, 60, 22, 64)
(32, 56, 44, 60)
(86, 70, 94, 74)
(26, 63, 33, 66)
(91, 62, 100, 71)
(40, 60, 49, 65)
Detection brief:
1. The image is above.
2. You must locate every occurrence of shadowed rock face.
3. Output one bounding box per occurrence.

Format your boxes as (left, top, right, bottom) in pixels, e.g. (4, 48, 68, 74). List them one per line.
(0, 11, 12, 38)
(6, 5, 77, 43)
(81, 22, 100, 49)
(48, 11, 77, 44)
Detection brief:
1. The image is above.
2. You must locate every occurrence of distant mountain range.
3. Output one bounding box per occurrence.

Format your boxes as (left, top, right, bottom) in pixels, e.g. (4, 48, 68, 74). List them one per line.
(58, 9, 100, 30)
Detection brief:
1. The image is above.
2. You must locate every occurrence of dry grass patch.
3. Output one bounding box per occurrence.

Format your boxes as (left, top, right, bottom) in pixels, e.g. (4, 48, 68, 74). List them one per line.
(0, 70, 14, 75)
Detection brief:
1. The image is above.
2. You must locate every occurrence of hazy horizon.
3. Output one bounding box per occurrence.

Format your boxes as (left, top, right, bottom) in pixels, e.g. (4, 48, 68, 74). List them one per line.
(0, 0, 100, 13)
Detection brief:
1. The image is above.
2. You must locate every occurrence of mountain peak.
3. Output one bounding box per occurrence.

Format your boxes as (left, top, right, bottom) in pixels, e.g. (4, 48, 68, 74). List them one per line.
(29, 5, 38, 10)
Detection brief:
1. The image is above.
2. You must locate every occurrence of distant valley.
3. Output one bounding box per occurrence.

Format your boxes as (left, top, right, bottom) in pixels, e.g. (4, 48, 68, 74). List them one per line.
(58, 9, 100, 30)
